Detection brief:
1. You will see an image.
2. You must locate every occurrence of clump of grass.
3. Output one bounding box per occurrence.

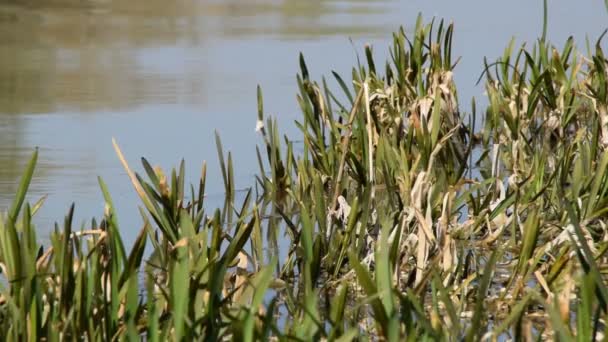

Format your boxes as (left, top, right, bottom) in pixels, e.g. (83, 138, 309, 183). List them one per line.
(1, 11, 608, 341)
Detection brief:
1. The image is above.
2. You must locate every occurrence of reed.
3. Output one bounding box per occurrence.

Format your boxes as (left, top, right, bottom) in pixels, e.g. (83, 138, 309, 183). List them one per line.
(2, 11, 608, 341)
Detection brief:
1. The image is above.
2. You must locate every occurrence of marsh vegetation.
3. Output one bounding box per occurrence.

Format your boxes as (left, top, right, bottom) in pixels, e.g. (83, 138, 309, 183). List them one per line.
(2, 9, 608, 340)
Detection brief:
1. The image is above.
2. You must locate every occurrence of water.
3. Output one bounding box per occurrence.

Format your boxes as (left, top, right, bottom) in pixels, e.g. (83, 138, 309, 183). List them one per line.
(0, 0, 606, 245)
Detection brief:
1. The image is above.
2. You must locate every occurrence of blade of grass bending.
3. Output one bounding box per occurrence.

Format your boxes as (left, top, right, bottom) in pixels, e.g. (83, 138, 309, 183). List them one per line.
(215, 132, 229, 195)
(257, 84, 264, 123)
(243, 258, 276, 342)
(141, 157, 161, 192)
(299, 52, 309, 81)
(98, 176, 127, 266)
(542, 0, 548, 41)
(112, 138, 176, 241)
(222, 217, 255, 265)
(30, 195, 47, 217)
(577, 273, 594, 342)
(260, 298, 278, 340)
(517, 207, 539, 274)
(585, 150, 608, 218)
(492, 293, 532, 337)
(170, 238, 189, 341)
(300, 205, 314, 269)
(0, 211, 19, 282)
(295, 290, 323, 339)
(331, 86, 365, 211)
(334, 329, 359, 342)
(545, 296, 575, 341)
(198, 161, 207, 213)
(112, 139, 148, 207)
(564, 201, 608, 311)
(402, 288, 438, 337)
(348, 250, 389, 335)
(329, 283, 349, 329)
(59, 204, 75, 317)
(376, 220, 394, 317)
(432, 273, 461, 334)
(465, 248, 499, 341)
(119, 224, 147, 288)
(124, 272, 140, 341)
(9, 148, 37, 223)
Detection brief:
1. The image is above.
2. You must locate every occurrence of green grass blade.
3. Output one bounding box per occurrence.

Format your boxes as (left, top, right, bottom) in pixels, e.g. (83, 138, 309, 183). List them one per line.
(9, 148, 37, 222)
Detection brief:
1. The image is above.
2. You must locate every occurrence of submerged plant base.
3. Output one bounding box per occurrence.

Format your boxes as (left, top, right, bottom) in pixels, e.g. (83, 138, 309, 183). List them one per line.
(2, 13, 608, 341)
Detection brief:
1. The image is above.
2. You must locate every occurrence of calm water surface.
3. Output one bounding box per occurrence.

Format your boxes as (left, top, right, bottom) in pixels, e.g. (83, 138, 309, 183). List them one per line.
(0, 0, 606, 244)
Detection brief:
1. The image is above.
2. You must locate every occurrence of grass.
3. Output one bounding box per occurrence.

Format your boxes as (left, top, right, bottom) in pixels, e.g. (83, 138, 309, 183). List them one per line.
(2, 11, 608, 341)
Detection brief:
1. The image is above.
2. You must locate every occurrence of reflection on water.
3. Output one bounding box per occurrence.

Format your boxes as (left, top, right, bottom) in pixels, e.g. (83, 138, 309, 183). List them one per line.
(0, 0, 393, 114)
(0, 0, 606, 243)
(0, 0, 399, 239)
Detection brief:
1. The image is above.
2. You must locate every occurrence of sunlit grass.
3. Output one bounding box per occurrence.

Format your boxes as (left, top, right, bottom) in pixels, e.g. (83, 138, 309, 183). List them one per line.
(1, 10, 608, 340)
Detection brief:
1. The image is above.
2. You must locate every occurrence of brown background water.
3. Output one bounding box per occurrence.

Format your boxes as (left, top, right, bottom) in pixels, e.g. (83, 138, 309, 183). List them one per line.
(0, 0, 606, 244)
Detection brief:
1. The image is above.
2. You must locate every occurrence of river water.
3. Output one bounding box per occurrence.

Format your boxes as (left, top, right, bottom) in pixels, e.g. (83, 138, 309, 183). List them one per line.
(0, 0, 605, 245)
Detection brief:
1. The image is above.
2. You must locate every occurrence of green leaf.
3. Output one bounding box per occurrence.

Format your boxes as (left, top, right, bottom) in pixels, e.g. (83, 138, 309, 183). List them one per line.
(243, 258, 276, 342)
(299, 52, 309, 81)
(9, 148, 37, 223)
(170, 239, 189, 341)
(466, 249, 499, 341)
(348, 250, 390, 335)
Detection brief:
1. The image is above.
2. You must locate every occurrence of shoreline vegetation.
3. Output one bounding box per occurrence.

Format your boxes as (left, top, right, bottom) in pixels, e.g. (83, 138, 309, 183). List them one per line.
(2, 11, 608, 341)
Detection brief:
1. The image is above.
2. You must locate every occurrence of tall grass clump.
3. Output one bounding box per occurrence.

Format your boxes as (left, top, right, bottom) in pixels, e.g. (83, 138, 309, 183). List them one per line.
(2, 11, 608, 341)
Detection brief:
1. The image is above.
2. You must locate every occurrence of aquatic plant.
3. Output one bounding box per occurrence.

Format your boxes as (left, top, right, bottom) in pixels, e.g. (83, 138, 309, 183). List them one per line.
(1, 11, 608, 341)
